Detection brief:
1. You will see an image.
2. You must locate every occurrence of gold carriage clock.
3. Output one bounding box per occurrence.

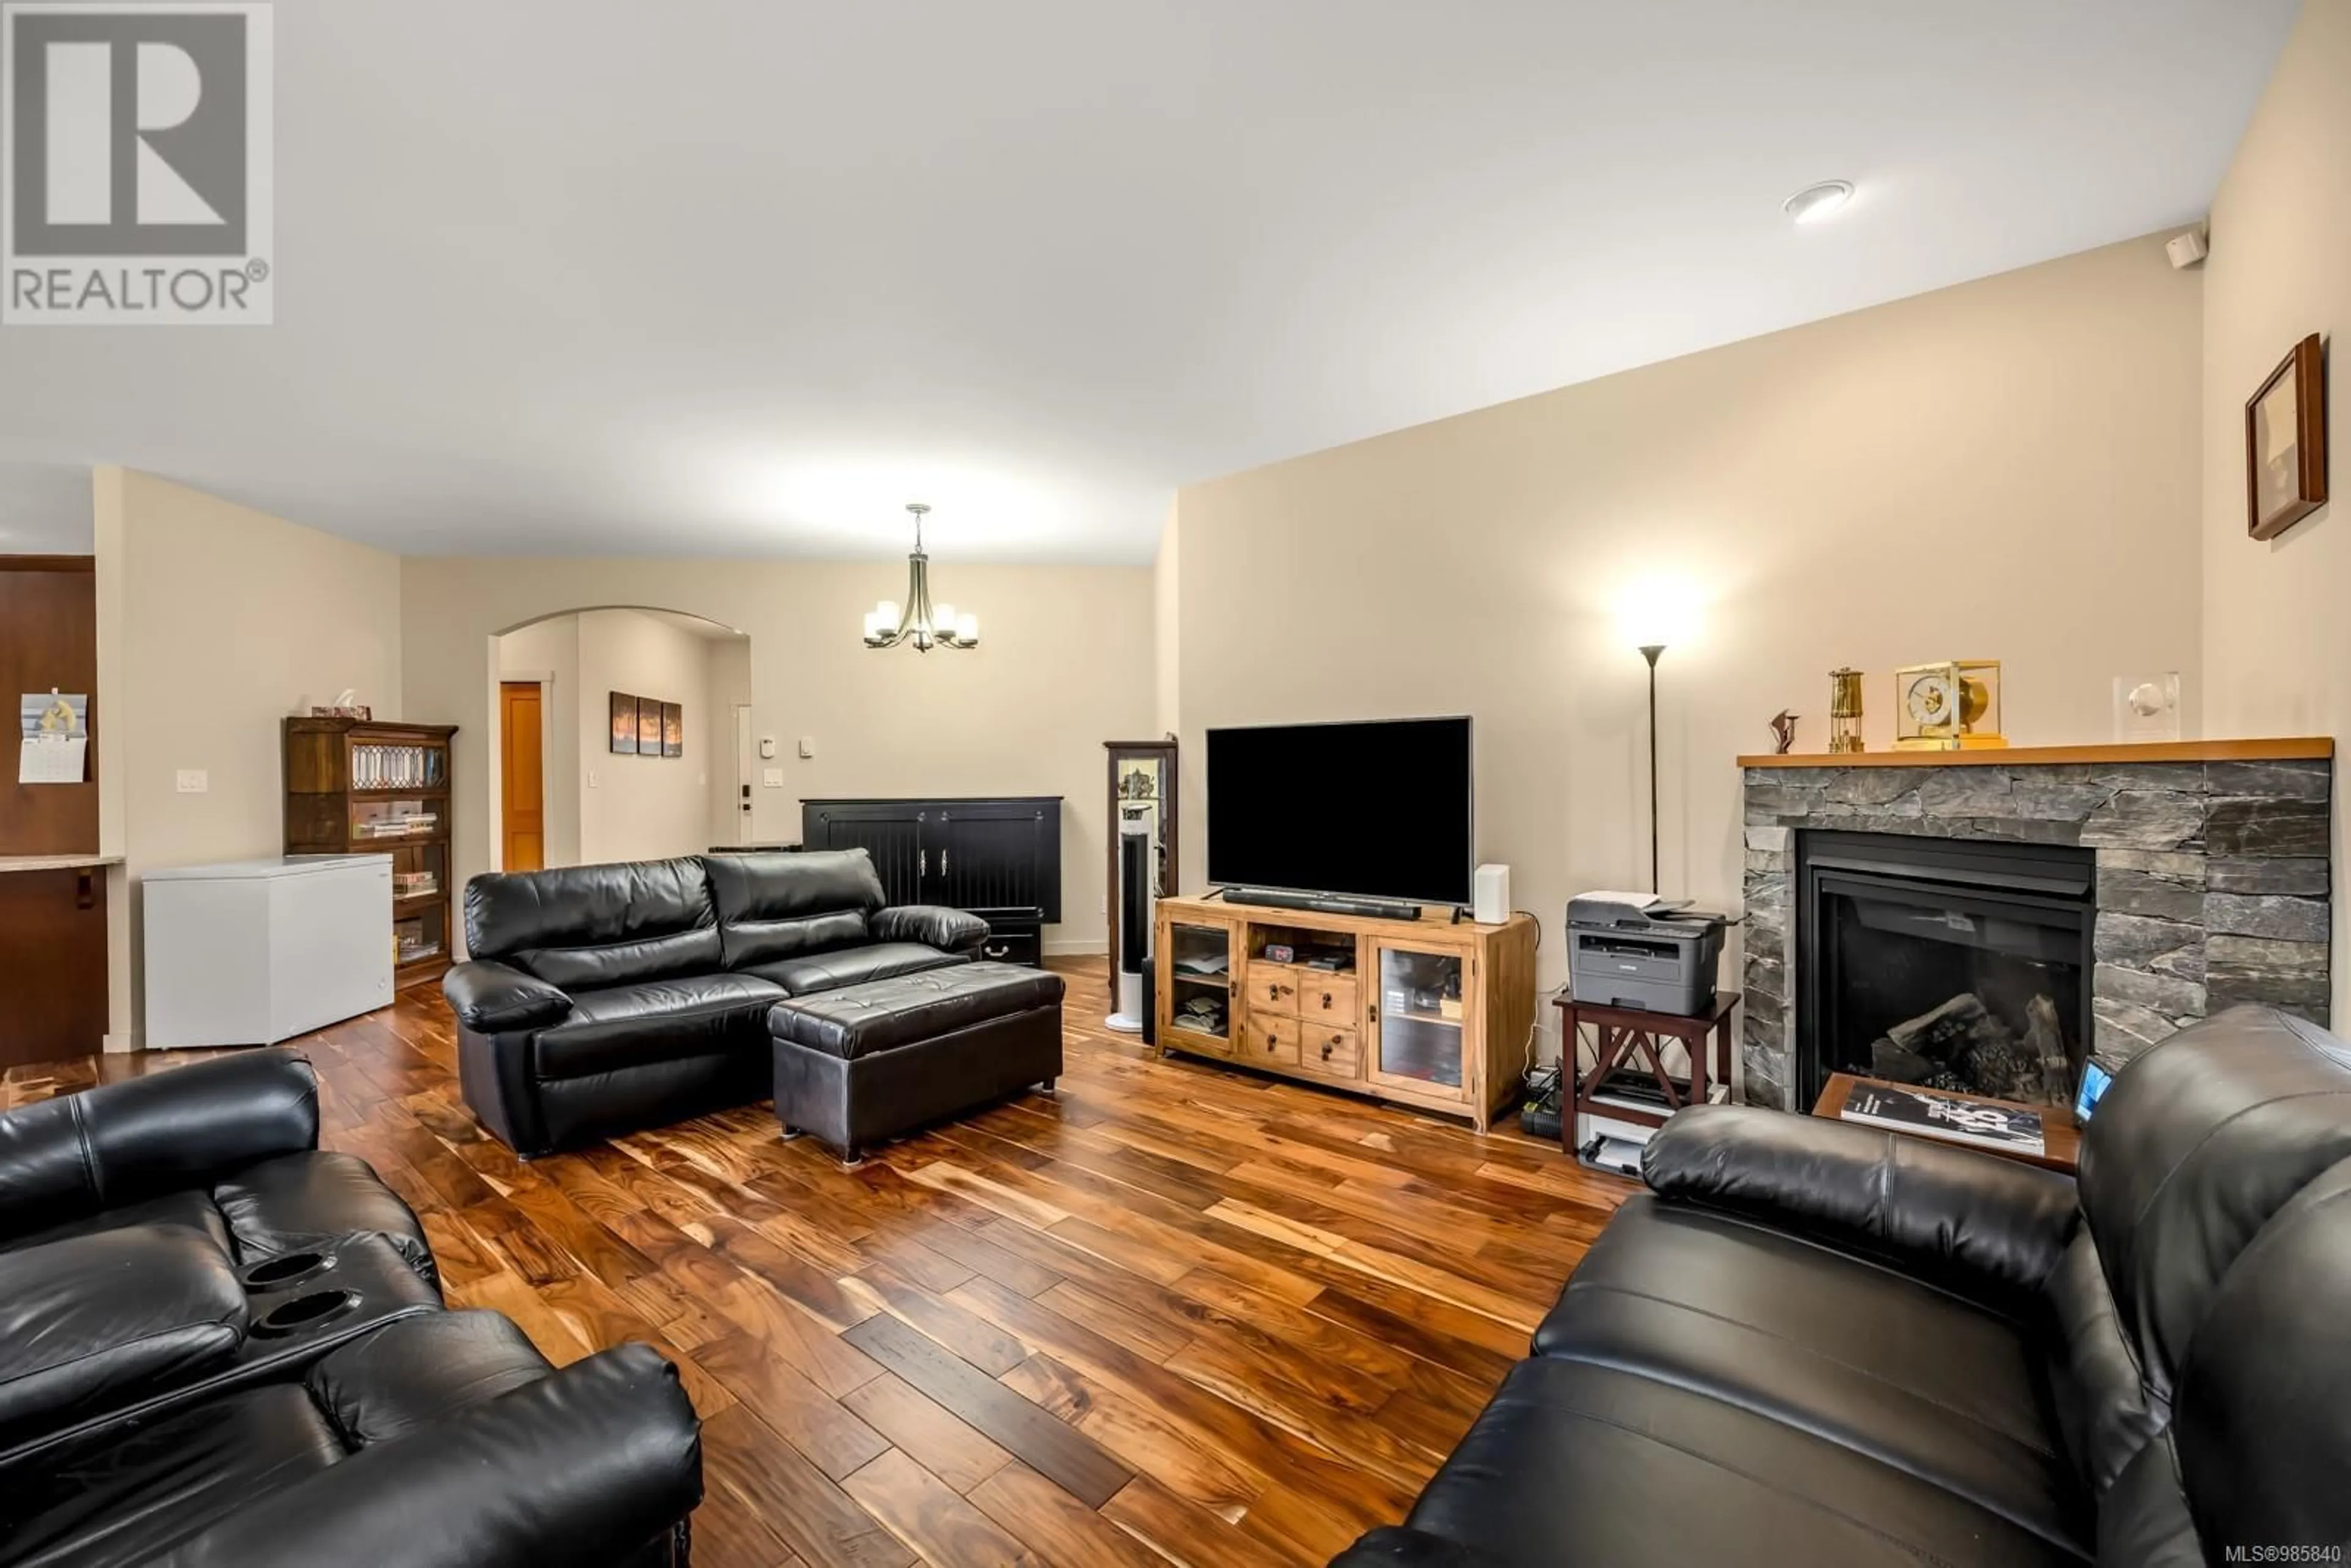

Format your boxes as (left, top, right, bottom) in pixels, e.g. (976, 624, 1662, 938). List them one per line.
(1892, 660, 2006, 751)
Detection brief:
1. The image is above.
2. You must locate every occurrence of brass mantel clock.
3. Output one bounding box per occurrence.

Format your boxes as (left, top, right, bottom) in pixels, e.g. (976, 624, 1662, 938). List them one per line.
(1893, 660, 2005, 751)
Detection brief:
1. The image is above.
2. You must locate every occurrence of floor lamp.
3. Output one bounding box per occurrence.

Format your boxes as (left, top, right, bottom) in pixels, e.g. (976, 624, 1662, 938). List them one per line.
(1638, 643, 1665, 893)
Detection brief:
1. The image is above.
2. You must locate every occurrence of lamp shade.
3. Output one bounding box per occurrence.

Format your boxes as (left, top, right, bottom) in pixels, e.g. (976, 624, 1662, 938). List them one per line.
(1616, 576, 1698, 651)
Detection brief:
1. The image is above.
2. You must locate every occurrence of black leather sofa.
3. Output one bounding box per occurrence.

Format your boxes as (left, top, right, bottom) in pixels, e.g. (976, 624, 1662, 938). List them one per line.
(0, 1049, 703, 1567)
(446, 849, 989, 1155)
(1334, 1005, 2351, 1566)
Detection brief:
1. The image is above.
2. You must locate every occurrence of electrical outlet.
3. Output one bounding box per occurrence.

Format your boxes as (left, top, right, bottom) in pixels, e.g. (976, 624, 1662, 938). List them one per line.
(762, 767, 784, 789)
(175, 768, 208, 794)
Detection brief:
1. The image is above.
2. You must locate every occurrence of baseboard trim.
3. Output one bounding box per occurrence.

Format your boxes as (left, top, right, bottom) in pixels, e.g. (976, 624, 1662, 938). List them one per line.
(103, 1030, 142, 1054)
(1043, 940, 1108, 958)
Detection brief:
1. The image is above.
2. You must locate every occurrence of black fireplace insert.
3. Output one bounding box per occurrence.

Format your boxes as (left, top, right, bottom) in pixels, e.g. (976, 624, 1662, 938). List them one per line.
(1796, 830, 2094, 1108)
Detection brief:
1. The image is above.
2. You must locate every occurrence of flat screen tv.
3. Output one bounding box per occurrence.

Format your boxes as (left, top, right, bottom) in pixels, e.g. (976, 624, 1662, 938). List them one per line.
(1205, 717, 1473, 907)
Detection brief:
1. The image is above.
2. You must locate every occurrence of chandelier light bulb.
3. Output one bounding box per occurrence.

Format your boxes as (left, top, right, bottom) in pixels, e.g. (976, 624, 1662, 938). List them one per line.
(860, 505, 979, 652)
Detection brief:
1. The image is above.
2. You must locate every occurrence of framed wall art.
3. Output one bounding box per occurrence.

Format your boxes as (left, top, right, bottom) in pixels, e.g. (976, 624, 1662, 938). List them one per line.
(661, 702, 683, 758)
(609, 691, 638, 754)
(637, 698, 663, 753)
(2247, 332, 2328, 540)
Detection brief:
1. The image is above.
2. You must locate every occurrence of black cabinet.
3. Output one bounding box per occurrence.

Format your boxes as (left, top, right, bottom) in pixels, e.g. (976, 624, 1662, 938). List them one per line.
(802, 797, 1061, 966)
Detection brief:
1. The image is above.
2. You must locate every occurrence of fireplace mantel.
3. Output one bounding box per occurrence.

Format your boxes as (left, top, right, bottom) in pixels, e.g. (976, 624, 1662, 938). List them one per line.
(1738, 738, 2334, 1111)
(1739, 737, 2333, 770)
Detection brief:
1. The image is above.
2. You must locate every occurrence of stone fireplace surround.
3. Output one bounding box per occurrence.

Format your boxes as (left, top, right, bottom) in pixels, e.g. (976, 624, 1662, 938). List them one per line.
(1739, 740, 2333, 1112)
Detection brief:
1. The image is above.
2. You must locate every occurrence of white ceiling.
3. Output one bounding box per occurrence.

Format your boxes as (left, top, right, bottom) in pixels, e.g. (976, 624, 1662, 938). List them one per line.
(0, 465, 94, 554)
(0, 1, 2295, 565)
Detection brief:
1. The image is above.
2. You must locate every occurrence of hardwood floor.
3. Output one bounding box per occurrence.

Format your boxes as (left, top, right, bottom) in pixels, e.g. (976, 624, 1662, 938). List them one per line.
(1, 959, 1633, 1568)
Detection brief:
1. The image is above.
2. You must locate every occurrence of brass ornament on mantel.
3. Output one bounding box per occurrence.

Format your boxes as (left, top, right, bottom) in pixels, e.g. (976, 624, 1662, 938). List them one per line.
(1893, 659, 2006, 751)
(1828, 668, 1864, 753)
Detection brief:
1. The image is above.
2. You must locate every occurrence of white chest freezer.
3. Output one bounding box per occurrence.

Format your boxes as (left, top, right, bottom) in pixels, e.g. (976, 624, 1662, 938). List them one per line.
(143, 855, 395, 1046)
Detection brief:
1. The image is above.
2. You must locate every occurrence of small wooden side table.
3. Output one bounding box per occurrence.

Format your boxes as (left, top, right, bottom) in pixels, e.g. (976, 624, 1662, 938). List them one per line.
(1553, 991, 1739, 1150)
(1811, 1072, 2081, 1176)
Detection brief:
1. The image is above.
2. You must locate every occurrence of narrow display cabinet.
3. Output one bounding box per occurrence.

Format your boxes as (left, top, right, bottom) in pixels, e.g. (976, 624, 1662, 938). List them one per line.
(283, 717, 459, 989)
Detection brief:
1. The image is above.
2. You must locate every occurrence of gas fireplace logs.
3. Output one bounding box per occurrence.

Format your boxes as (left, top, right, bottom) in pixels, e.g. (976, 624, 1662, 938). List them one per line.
(1868, 991, 2071, 1106)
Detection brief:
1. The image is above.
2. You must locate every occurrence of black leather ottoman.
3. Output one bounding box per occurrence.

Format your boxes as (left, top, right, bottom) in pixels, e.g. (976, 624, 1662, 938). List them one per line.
(768, 962, 1065, 1162)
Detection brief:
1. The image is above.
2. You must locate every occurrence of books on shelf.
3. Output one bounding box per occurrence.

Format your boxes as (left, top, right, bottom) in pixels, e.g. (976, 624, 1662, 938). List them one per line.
(357, 813, 437, 839)
(1839, 1082, 2045, 1155)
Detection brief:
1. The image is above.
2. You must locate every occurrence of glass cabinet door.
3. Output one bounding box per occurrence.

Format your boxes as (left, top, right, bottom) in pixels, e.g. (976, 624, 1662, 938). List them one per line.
(1368, 942, 1471, 1097)
(1161, 917, 1235, 1052)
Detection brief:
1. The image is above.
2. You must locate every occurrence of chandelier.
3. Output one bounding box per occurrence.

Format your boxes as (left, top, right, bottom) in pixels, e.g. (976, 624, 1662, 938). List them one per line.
(861, 503, 980, 651)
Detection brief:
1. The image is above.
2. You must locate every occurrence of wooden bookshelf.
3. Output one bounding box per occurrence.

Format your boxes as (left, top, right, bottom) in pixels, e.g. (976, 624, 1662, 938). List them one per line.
(284, 717, 459, 990)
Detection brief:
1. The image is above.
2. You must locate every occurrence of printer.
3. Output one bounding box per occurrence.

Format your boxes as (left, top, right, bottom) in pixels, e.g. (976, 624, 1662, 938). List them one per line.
(1566, 891, 1727, 1015)
(1565, 891, 1732, 1175)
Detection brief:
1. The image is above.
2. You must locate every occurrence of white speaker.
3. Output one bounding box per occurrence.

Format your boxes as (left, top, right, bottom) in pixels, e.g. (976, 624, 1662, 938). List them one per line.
(1472, 863, 1510, 925)
(2165, 228, 2208, 269)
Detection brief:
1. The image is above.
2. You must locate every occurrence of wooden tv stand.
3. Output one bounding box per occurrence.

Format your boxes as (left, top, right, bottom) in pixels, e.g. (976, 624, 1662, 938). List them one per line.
(1153, 894, 1537, 1131)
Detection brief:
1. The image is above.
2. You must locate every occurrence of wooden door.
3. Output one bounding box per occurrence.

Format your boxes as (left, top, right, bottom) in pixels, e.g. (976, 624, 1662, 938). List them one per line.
(934, 800, 1060, 917)
(0, 868, 108, 1067)
(0, 558, 98, 857)
(802, 802, 928, 903)
(499, 681, 545, 871)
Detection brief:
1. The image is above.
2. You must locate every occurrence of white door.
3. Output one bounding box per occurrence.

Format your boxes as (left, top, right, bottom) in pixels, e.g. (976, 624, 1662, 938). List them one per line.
(733, 704, 756, 844)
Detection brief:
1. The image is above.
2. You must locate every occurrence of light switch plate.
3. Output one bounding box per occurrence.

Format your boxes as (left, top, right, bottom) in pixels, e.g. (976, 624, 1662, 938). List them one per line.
(762, 767, 784, 789)
(175, 768, 208, 794)
(587, 769, 601, 789)
(797, 737, 814, 759)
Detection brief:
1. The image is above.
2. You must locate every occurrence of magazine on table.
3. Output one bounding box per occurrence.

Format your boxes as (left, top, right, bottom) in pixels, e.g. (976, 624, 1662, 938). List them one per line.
(1839, 1082, 2046, 1155)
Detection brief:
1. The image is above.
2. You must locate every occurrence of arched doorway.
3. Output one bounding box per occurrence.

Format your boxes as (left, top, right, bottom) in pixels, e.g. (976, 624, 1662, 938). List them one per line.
(489, 606, 752, 871)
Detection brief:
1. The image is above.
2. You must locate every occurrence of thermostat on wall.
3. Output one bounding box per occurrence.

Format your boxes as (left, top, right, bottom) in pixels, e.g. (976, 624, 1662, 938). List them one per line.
(758, 738, 776, 759)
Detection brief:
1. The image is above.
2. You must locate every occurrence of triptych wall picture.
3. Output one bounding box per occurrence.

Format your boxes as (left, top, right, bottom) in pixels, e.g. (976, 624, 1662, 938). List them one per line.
(607, 692, 683, 757)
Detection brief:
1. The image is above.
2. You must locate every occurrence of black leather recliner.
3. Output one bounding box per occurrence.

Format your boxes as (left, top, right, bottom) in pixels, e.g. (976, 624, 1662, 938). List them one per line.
(0, 1047, 440, 1460)
(1, 1309, 700, 1568)
(0, 1050, 703, 1568)
(1334, 1005, 2351, 1565)
(445, 849, 988, 1154)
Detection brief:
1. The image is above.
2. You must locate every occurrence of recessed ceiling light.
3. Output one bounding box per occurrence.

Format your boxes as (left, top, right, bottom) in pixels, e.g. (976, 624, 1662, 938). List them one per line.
(1782, 179, 1854, 225)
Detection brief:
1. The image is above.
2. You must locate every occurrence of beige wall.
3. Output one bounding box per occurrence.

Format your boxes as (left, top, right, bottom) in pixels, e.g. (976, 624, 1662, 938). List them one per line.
(402, 560, 1155, 955)
(1153, 499, 1180, 739)
(1170, 234, 2205, 1063)
(494, 613, 582, 867)
(575, 610, 716, 864)
(94, 467, 403, 1045)
(2202, 0, 2350, 1021)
